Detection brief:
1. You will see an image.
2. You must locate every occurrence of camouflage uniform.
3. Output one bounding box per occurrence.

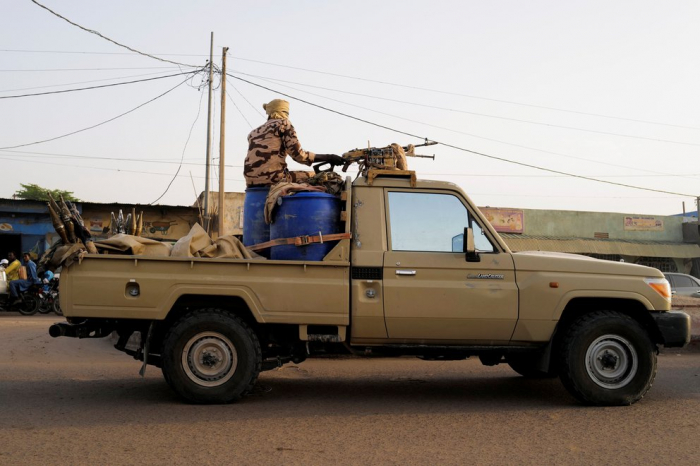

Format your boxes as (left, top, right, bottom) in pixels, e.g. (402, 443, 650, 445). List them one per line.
(244, 118, 315, 187)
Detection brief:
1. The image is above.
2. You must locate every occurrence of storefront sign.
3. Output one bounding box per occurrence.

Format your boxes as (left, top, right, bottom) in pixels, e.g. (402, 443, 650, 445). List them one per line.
(480, 208, 524, 234)
(623, 216, 664, 231)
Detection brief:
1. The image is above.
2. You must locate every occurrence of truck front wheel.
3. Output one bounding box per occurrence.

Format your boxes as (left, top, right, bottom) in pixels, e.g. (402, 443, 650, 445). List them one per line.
(161, 309, 261, 403)
(559, 310, 656, 406)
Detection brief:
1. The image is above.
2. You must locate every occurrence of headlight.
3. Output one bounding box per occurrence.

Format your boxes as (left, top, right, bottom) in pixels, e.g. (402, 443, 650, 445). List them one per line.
(644, 277, 672, 300)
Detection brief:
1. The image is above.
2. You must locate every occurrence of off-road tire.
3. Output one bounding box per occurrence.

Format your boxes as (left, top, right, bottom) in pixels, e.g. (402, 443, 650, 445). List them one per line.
(161, 309, 261, 404)
(17, 295, 40, 316)
(507, 354, 557, 379)
(558, 310, 656, 406)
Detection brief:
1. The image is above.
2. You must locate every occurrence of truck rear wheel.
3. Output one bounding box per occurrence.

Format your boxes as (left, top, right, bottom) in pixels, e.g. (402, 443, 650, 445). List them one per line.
(558, 310, 656, 406)
(161, 309, 261, 404)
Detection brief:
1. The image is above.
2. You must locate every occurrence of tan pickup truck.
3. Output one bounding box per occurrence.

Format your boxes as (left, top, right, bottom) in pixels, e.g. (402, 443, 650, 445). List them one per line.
(51, 173, 691, 406)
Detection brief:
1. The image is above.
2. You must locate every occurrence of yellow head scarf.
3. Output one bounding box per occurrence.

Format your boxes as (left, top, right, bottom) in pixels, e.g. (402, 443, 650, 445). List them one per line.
(263, 99, 290, 120)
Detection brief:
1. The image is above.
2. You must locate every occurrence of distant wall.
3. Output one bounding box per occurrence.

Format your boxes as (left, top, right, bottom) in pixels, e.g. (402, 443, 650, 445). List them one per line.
(518, 209, 684, 242)
(81, 204, 199, 241)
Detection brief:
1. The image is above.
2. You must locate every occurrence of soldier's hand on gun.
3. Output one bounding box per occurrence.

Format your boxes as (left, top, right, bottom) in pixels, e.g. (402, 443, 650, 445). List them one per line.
(315, 154, 344, 166)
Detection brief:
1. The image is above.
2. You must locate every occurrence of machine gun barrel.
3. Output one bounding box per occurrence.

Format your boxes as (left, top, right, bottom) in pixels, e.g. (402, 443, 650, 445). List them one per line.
(406, 153, 435, 160)
(402, 140, 437, 150)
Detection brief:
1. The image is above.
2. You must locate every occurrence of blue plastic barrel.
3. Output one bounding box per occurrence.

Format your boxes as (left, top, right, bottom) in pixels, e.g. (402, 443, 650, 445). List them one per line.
(243, 187, 271, 257)
(270, 192, 342, 261)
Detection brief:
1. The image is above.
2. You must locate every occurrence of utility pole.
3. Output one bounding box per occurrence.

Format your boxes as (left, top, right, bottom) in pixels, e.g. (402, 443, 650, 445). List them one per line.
(218, 47, 229, 237)
(203, 32, 214, 233)
(696, 196, 700, 219)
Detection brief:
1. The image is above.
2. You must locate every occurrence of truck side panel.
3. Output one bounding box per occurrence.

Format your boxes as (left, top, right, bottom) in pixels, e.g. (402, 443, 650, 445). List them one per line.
(61, 256, 349, 325)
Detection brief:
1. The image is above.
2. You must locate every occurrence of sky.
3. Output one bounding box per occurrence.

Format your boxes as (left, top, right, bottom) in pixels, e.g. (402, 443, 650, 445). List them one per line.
(1, 0, 699, 215)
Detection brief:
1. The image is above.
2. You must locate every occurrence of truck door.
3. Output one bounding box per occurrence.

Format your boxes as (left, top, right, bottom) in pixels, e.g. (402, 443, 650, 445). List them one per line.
(382, 190, 518, 343)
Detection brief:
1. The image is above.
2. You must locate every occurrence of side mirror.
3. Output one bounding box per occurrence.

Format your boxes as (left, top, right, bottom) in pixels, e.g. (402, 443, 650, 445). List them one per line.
(463, 227, 480, 262)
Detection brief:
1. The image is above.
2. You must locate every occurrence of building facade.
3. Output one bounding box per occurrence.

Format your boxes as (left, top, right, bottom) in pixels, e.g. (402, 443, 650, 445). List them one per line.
(481, 207, 700, 276)
(0, 198, 199, 259)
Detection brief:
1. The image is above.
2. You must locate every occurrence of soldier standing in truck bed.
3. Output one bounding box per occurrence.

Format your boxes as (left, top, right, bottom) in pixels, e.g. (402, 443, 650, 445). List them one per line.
(244, 99, 343, 187)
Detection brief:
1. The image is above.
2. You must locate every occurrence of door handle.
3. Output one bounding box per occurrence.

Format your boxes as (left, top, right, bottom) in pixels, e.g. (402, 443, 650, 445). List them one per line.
(396, 270, 416, 276)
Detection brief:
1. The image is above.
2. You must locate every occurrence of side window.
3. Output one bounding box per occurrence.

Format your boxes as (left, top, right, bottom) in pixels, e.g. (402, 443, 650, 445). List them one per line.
(674, 275, 694, 288)
(388, 192, 494, 253)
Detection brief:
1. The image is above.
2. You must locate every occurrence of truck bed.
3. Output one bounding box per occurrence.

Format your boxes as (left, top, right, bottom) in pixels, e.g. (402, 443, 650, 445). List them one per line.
(60, 255, 350, 326)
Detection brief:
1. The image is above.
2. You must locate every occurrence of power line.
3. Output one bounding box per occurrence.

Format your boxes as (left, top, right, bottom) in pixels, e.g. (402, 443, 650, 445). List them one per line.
(226, 73, 424, 140)
(29, 0, 198, 68)
(0, 70, 192, 93)
(0, 66, 181, 72)
(0, 154, 246, 183)
(229, 71, 700, 148)
(227, 73, 697, 198)
(0, 48, 208, 57)
(2, 150, 695, 179)
(230, 56, 700, 131)
(431, 140, 696, 197)
(0, 156, 683, 201)
(5, 47, 697, 131)
(226, 78, 265, 118)
(150, 87, 207, 204)
(225, 89, 253, 129)
(0, 74, 196, 150)
(0, 70, 197, 99)
(239, 72, 700, 181)
(0, 149, 245, 168)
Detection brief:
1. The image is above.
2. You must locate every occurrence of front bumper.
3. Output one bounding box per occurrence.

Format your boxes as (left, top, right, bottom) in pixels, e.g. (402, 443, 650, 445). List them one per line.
(651, 311, 691, 347)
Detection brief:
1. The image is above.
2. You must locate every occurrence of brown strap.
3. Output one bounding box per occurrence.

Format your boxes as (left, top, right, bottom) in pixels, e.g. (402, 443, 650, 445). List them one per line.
(248, 232, 352, 252)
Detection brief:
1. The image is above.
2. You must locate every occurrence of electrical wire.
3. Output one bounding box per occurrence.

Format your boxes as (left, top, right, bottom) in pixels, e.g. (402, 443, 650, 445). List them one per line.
(227, 73, 698, 198)
(29, 0, 198, 68)
(236, 72, 700, 181)
(0, 70, 198, 99)
(225, 78, 266, 118)
(225, 90, 253, 129)
(0, 69, 194, 93)
(0, 148, 245, 168)
(227, 73, 424, 140)
(230, 56, 700, 131)
(0, 66, 181, 72)
(0, 154, 246, 183)
(5, 47, 696, 130)
(0, 73, 197, 150)
(0, 155, 683, 200)
(229, 71, 700, 148)
(2, 150, 696, 179)
(0, 48, 208, 57)
(150, 88, 207, 204)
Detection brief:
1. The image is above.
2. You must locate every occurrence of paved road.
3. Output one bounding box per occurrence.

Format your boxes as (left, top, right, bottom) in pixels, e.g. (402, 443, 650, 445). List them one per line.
(0, 314, 698, 465)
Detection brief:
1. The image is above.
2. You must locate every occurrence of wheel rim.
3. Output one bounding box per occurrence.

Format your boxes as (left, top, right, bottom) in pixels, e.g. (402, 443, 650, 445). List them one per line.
(181, 332, 237, 387)
(585, 334, 638, 389)
(19, 296, 38, 315)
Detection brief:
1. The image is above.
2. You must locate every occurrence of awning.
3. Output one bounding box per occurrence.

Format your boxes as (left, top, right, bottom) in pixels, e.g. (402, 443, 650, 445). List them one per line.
(500, 234, 700, 259)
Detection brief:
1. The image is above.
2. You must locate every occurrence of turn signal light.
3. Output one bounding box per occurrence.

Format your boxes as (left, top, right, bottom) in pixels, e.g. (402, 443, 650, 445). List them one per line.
(644, 278, 672, 300)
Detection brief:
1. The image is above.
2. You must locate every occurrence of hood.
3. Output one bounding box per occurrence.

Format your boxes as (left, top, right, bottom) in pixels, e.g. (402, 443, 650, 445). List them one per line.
(512, 250, 663, 278)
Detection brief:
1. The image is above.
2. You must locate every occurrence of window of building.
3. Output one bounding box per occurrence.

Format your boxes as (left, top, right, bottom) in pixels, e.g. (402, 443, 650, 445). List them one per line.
(635, 257, 678, 273)
(387, 191, 494, 253)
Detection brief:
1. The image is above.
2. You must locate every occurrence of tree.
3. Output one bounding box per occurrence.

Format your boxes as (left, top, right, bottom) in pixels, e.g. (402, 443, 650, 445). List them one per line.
(13, 184, 81, 202)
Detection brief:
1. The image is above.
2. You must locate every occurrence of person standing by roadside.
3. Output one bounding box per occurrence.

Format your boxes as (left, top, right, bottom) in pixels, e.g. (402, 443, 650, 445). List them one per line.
(9, 252, 40, 304)
(4, 252, 21, 282)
